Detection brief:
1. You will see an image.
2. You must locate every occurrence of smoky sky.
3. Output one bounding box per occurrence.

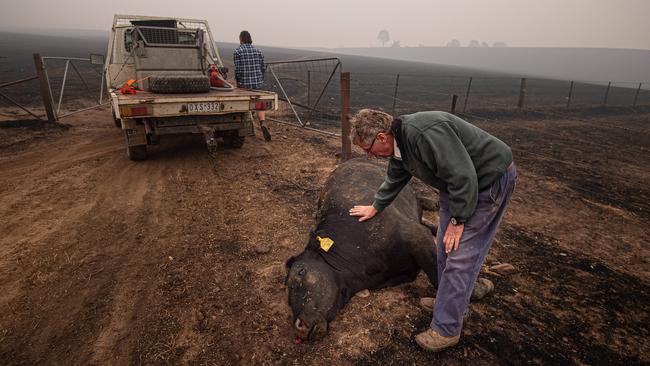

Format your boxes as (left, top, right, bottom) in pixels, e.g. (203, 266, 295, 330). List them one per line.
(1, 0, 648, 49)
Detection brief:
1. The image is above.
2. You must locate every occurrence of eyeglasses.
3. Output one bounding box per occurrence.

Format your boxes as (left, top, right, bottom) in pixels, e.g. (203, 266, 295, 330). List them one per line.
(363, 134, 378, 154)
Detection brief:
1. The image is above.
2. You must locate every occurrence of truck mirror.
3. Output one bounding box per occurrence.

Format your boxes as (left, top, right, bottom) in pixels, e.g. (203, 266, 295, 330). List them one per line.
(90, 54, 105, 65)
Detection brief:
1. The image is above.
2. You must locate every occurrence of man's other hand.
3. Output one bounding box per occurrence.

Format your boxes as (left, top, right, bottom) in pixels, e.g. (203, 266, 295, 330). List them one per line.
(349, 205, 378, 222)
(443, 223, 464, 253)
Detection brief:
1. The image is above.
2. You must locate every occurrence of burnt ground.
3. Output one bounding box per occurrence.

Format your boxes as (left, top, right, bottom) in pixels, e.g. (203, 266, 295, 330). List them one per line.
(0, 107, 649, 365)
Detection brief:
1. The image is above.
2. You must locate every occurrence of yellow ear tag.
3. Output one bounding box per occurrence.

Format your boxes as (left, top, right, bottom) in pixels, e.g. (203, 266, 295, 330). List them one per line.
(317, 236, 334, 252)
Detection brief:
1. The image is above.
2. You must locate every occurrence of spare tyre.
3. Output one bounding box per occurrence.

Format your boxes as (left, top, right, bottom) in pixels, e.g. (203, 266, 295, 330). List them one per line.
(148, 75, 210, 94)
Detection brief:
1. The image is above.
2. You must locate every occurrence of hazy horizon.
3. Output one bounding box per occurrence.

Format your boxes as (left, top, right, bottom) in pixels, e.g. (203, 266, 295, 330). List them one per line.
(2, 29, 648, 86)
(0, 0, 649, 50)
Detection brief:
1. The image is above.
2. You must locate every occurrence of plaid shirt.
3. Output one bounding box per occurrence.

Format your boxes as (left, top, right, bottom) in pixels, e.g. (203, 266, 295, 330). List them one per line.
(234, 44, 265, 89)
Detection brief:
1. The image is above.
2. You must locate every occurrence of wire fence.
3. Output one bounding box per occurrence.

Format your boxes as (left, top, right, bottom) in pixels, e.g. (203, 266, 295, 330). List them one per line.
(263, 58, 341, 133)
(262, 62, 650, 216)
(3, 55, 648, 216)
(346, 73, 649, 116)
(3, 54, 649, 126)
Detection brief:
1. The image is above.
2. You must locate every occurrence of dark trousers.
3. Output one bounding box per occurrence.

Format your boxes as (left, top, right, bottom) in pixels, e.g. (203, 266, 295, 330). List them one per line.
(432, 164, 517, 337)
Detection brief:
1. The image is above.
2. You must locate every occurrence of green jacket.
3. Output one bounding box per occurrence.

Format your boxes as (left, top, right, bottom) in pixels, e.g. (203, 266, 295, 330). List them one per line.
(372, 111, 512, 221)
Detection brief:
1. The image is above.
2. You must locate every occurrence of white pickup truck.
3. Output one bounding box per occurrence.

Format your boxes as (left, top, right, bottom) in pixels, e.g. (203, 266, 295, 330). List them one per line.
(105, 15, 277, 160)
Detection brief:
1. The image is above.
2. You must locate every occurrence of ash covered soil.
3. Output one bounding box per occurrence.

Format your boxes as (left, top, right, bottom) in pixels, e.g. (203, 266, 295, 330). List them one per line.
(0, 108, 649, 365)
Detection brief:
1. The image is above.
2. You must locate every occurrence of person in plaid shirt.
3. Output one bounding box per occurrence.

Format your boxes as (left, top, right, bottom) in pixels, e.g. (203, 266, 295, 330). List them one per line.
(234, 30, 271, 141)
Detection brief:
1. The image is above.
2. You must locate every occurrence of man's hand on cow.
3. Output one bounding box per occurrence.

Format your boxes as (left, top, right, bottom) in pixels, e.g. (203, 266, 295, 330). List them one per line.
(349, 205, 377, 222)
(443, 223, 464, 253)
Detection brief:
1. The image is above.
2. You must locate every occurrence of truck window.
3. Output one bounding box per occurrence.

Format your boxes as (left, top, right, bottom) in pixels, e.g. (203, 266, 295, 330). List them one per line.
(124, 27, 201, 49)
(124, 29, 134, 52)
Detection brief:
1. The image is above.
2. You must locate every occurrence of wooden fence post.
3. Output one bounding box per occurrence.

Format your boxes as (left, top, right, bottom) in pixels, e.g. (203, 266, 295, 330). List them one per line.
(340, 72, 351, 161)
(566, 81, 574, 108)
(632, 82, 642, 107)
(391, 73, 400, 116)
(517, 78, 527, 108)
(33, 53, 57, 122)
(463, 76, 473, 112)
(451, 94, 458, 114)
(603, 81, 611, 107)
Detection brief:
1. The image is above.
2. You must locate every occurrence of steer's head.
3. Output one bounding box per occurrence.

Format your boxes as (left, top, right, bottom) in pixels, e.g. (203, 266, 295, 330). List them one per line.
(285, 254, 347, 341)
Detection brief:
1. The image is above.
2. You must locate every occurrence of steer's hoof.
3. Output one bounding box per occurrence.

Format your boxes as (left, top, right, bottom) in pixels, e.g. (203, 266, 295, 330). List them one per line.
(355, 289, 370, 298)
(470, 278, 494, 301)
(419, 297, 435, 312)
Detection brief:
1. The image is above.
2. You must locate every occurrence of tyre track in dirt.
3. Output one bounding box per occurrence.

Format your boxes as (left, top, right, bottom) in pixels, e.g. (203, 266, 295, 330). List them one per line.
(0, 111, 214, 364)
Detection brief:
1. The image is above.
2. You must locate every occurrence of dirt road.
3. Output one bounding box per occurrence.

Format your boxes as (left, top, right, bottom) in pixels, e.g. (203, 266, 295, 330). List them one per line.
(1, 108, 648, 365)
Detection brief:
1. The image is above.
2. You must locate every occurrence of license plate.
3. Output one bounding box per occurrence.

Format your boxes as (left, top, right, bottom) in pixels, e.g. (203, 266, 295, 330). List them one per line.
(187, 102, 221, 113)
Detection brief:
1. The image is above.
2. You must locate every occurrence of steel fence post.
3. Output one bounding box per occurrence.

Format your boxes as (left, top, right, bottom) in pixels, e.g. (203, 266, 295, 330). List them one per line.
(517, 78, 527, 108)
(633, 83, 642, 107)
(463, 76, 472, 112)
(451, 94, 458, 114)
(340, 72, 351, 161)
(392, 73, 400, 116)
(603, 81, 611, 107)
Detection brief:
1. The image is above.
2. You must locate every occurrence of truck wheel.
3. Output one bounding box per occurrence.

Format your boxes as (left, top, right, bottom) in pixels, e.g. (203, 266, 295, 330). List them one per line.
(112, 109, 121, 129)
(148, 75, 210, 94)
(127, 145, 147, 161)
(222, 135, 245, 148)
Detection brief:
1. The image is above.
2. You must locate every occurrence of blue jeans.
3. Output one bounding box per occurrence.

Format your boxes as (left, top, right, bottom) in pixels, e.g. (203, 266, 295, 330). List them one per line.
(431, 164, 517, 337)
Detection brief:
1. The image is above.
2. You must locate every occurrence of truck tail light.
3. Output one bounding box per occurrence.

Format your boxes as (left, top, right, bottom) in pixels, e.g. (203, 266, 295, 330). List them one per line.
(119, 105, 152, 117)
(253, 101, 272, 110)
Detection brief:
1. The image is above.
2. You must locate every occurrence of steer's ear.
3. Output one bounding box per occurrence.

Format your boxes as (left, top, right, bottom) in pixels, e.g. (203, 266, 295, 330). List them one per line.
(306, 229, 319, 249)
(284, 256, 297, 285)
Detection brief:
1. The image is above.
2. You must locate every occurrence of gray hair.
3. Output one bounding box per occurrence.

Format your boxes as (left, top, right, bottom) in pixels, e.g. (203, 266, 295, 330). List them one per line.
(350, 109, 393, 146)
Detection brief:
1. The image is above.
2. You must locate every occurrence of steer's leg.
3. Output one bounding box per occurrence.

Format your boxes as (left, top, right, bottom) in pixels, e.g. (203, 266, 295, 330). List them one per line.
(378, 271, 419, 288)
(406, 225, 439, 288)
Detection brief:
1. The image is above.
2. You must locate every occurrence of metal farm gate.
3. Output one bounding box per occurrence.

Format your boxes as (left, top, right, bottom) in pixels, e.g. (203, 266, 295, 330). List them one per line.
(263, 57, 344, 137)
(40, 55, 108, 120)
(0, 53, 107, 122)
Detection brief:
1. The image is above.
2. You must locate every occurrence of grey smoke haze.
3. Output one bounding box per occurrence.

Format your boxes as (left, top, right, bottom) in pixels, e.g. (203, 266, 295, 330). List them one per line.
(327, 47, 650, 84)
(0, 0, 648, 49)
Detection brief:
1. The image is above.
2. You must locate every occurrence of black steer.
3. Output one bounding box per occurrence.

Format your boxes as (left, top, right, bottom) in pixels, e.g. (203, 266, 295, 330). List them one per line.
(285, 159, 440, 340)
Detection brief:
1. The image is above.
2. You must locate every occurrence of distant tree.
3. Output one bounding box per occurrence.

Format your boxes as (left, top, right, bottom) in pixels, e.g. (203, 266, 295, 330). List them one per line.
(446, 39, 461, 47)
(481, 41, 489, 47)
(493, 41, 508, 47)
(468, 40, 480, 47)
(391, 40, 401, 48)
(377, 30, 390, 47)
